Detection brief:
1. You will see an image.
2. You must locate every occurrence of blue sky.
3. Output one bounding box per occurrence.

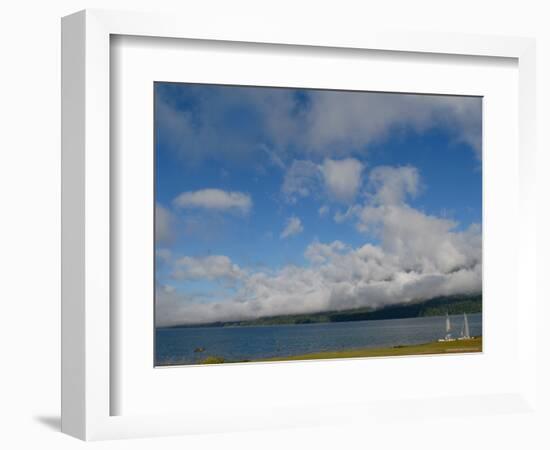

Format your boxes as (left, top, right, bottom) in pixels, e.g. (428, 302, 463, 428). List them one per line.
(154, 83, 482, 326)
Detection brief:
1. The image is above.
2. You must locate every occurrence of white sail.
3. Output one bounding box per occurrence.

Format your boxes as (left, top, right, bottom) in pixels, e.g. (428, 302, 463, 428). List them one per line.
(439, 312, 455, 342)
(445, 313, 451, 333)
(462, 313, 470, 339)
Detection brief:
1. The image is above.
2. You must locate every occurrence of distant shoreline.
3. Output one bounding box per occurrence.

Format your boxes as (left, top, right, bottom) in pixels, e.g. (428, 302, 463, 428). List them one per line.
(159, 294, 482, 330)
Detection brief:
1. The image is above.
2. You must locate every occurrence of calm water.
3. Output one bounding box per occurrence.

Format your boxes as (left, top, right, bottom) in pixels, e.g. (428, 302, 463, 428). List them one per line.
(155, 313, 482, 365)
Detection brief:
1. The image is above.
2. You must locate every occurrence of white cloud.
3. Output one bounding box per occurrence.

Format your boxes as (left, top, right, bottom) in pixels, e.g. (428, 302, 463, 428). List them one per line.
(282, 158, 363, 204)
(172, 255, 245, 282)
(156, 239, 481, 326)
(367, 165, 420, 205)
(155, 204, 175, 244)
(356, 204, 480, 274)
(173, 189, 252, 214)
(280, 216, 304, 239)
(156, 163, 481, 327)
(281, 160, 321, 203)
(261, 144, 286, 170)
(305, 240, 348, 264)
(320, 158, 364, 203)
(301, 91, 482, 158)
(354, 164, 480, 274)
(318, 205, 330, 217)
(157, 86, 482, 168)
(333, 205, 360, 224)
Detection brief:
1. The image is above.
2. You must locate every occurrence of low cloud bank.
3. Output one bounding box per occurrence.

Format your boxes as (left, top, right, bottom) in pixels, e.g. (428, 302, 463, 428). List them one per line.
(156, 165, 481, 327)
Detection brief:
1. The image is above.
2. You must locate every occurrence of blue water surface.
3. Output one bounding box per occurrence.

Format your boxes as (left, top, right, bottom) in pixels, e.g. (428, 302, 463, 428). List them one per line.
(155, 313, 482, 366)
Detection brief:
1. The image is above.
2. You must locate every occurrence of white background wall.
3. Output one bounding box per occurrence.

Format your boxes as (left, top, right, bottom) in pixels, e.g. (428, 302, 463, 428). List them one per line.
(0, 1, 548, 449)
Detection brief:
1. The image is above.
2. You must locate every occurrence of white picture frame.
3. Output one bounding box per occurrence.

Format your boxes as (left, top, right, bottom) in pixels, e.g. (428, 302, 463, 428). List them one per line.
(61, 9, 537, 441)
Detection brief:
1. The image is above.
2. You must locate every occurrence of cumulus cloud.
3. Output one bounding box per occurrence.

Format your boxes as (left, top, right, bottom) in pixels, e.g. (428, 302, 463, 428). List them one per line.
(356, 205, 480, 274)
(352, 165, 480, 274)
(172, 255, 245, 282)
(173, 189, 252, 214)
(155, 163, 481, 327)
(368, 166, 420, 205)
(318, 205, 330, 217)
(156, 241, 481, 326)
(156, 84, 311, 170)
(281, 160, 321, 203)
(280, 216, 304, 239)
(156, 85, 482, 167)
(305, 240, 348, 264)
(320, 158, 364, 203)
(282, 158, 363, 204)
(300, 91, 482, 158)
(155, 204, 175, 244)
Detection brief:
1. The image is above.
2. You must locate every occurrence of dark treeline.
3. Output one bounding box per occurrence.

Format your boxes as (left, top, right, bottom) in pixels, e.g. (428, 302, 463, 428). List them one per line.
(165, 293, 482, 328)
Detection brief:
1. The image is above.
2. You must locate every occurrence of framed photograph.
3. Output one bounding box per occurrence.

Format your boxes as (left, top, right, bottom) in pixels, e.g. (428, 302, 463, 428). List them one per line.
(62, 9, 537, 441)
(153, 82, 483, 367)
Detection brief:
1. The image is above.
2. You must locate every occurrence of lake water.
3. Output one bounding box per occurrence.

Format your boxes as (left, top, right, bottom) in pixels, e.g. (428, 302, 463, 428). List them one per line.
(155, 313, 482, 366)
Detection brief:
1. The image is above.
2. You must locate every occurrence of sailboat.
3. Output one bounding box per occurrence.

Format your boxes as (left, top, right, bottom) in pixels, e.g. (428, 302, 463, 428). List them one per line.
(458, 313, 472, 340)
(438, 312, 456, 342)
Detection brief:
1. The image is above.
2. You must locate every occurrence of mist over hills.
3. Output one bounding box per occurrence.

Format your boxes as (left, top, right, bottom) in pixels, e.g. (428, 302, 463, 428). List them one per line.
(164, 293, 481, 328)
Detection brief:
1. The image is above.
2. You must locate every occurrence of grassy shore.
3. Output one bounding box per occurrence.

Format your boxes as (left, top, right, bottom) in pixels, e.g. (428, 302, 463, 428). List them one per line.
(196, 337, 482, 364)
(199, 337, 483, 364)
(257, 337, 482, 362)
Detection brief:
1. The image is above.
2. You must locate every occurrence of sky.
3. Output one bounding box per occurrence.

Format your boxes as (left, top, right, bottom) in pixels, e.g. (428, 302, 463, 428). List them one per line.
(154, 82, 482, 327)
